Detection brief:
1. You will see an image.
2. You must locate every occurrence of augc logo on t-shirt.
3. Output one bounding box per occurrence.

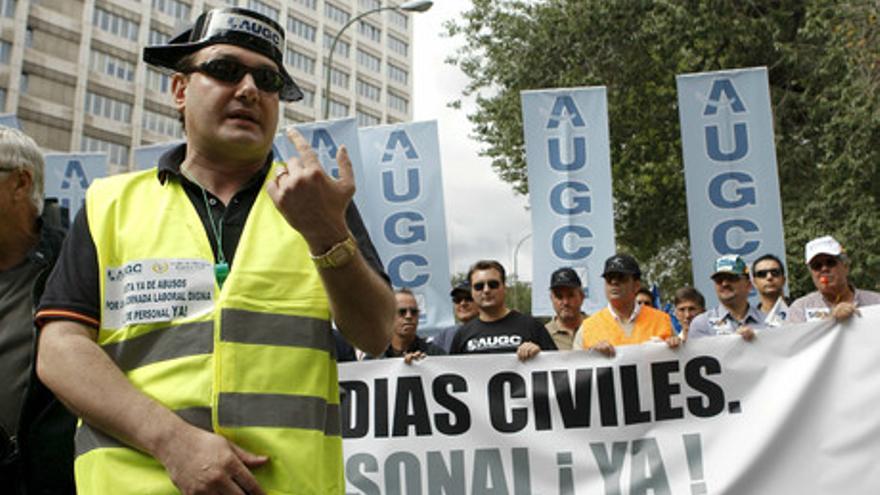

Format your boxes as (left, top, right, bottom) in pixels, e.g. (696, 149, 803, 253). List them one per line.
(466, 334, 523, 352)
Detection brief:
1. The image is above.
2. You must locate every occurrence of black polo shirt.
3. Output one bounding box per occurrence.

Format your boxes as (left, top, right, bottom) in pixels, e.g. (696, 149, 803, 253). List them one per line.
(37, 144, 387, 328)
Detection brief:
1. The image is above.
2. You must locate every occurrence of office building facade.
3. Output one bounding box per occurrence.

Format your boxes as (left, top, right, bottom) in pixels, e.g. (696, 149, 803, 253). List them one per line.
(0, 0, 414, 170)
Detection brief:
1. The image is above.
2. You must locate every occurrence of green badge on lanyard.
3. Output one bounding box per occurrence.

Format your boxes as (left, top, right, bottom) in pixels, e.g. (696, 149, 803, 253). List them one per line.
(215, 262, 229, 288)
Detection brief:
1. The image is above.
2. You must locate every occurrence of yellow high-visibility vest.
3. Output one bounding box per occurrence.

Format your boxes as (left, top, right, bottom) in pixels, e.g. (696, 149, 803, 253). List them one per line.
(77, 164, 342, 494)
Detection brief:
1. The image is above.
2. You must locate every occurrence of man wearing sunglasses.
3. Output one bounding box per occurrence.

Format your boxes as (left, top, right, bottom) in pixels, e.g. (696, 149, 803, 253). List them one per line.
(430, 281, 479, 352)
(573, 254, 679, 355)
(787, 236, 880, 323)
(450, 260, 557, 360)
(34, 7, 394, 495)
(689, 255, 765, 341)
(751, 253, 789, 327)
(374, 289, 445, 363)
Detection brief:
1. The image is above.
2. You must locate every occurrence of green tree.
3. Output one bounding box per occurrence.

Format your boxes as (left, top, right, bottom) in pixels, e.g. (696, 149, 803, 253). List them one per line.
(446, 0, 880, 297)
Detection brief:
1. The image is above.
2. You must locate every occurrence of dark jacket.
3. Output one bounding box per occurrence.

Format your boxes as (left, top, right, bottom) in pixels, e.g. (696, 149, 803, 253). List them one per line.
(1, 201, 76, 495)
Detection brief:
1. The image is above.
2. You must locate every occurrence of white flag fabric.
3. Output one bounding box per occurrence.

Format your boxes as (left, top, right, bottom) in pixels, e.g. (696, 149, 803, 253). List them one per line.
(521, 87, 616, 315)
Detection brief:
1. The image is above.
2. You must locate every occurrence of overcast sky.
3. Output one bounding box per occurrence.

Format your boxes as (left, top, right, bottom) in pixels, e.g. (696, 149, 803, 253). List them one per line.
(411, 0, 535, 282)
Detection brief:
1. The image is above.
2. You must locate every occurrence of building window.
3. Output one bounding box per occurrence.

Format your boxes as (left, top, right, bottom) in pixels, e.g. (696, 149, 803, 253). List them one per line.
(149, 29, 171, 45)
(387, 91, 407, 113)
(286, 48, 315, 74)
(328, 98, 349, 118)
(357, 109, 380, 127)
(152, 0, 191, 21)
(145, 68, 172, 93)
(292, 0, 316, 10)
(0, 87, 6, 111)
(19, 72, 28, 93)
(0, 40, 11, 64)
(359, 0, 380, 10)
(85, 91, 133, 123)
(323, 32, 349, 58)
(388, 35, 408, 57)
(298, 87, 315, 108)
(356, 48, 381, 72)
(82, 134, 130, 166)
(142, 108, 183, 138)
(90, 50, 136, 82)
(93, 7, 140, 42)
(324, 3, 350, 25)
(287, 17, 316, 43)
(388, 9, 408, 30)
(1, 0, 14, 18)
(248, 0, 279, 22)
(387, 62, 408, 85)
(356, 79, 380, 101)
(325, 66, 349, 89)
(358, 20, 381, 43)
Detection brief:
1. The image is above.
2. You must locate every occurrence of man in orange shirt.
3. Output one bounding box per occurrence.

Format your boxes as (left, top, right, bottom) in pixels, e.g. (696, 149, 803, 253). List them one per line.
(573, 254, 680, 356)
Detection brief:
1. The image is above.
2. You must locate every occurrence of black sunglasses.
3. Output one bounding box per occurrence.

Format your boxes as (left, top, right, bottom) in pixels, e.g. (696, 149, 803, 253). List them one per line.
(452, 296, 473, 304)
(809, 257, 838, 272)
(473, 280, 502, 291)
(184, 59, 284, 93)
(712, 273, 744, 284)
(754, 268, 783, 279)
(397, 307, 419, 317)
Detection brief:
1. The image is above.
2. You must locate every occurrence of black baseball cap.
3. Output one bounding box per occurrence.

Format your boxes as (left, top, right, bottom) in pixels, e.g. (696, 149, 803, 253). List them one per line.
(450, 280, 471, 299)
(601, 254, 641, 278)
(550, 267, 582, 289)
(143, 7, 303, 102)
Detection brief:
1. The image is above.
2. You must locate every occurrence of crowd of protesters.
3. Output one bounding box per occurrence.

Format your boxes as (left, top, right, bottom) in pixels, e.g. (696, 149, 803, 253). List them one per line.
(367, 234, 880, 363)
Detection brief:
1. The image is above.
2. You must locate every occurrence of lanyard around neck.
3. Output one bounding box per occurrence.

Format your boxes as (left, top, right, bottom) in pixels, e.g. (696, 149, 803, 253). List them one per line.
(180, 166, 229, 288)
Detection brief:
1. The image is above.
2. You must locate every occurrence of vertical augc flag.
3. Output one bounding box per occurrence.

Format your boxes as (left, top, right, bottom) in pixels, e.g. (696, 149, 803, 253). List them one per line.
(358, 121, 454, 330)
(522, 87, 616, 315)
(677, 67, 786, 306)
(43, 153, 108, 224)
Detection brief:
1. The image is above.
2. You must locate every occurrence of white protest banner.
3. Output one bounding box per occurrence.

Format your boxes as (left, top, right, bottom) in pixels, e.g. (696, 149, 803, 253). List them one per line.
(676, 67, 787, 306)
(43, 153, 108, 224)
(340, 305, 880, 493)
(521, 87, 616, 315)
(357, 121, 454, 331)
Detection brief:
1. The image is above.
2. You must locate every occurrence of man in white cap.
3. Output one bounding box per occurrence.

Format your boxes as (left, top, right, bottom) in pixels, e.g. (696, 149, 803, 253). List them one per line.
(787, 235, 880, 323)
(34, 7, 394, 494)
(689, 254, 765, 340)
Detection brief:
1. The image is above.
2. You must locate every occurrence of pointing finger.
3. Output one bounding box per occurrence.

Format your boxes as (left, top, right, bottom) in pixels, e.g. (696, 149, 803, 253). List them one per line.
(336, 145, 354, 186)
(286, 127, 317, 166)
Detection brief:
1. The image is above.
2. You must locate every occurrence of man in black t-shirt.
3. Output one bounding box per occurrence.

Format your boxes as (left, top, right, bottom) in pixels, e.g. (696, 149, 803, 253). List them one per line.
(450, 260, 556, 359)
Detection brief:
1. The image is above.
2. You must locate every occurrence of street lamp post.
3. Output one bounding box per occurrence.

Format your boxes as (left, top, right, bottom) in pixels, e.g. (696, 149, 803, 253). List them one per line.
(322, 0, 433, 120)
(512, 232, 532, 311)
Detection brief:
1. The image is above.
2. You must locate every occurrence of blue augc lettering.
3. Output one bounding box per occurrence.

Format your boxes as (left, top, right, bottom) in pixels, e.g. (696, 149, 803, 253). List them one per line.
(676, 67, 787, 307)
(521, 88, 617, 316)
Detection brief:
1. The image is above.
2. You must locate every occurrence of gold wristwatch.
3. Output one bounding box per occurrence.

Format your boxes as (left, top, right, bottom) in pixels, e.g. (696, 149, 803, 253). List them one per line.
(311, 236, 357, 269)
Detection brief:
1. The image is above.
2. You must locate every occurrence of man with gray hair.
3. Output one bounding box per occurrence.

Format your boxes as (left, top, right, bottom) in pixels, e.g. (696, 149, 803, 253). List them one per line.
(0, 126, 75, 494)
(787, 235, 880, 323)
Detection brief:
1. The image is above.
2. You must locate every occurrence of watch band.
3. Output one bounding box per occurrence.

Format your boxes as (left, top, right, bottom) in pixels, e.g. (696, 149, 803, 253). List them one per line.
(311, 236, 357, 269)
